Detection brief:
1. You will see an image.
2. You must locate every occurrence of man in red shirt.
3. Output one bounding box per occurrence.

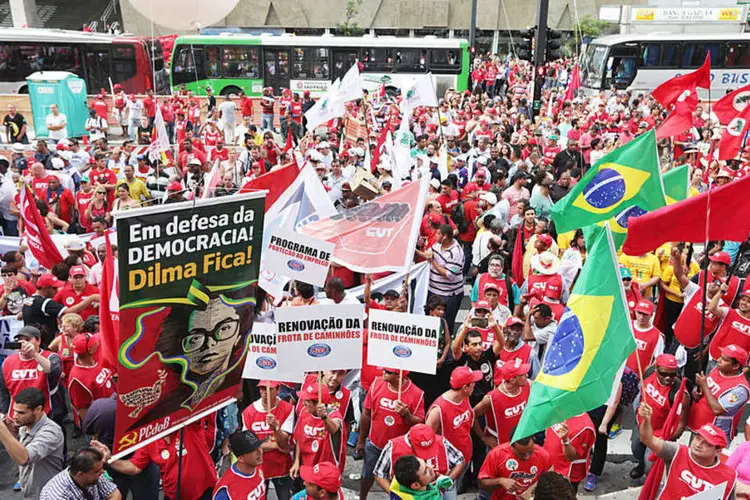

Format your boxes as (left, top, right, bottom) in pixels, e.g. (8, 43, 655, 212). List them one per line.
(213, 430, 266, 500)
(90, 153, 118, 202)
(54, 265, 99, 320)
(294, 462, 343, 500)
(291, 383, 344, 478)
(76, 176, 95, 231)
(92, 93, 108, 121)
(357, 369, 425, 500)
(67, 333, 114, 421)
(142, 89, 156, 127)
(626, 300, 664, 378)
(100, 418, 218, 500)
(46, 176, 75, 223)
(707, 282, 750, 367)
(479, 434, 551, 500)
(543, 413, 596, 493)
(178, 140, 207, 173)
(239, 91, 254, 119)
(29, 162, 56, 200)
(436, 180, 459, 214)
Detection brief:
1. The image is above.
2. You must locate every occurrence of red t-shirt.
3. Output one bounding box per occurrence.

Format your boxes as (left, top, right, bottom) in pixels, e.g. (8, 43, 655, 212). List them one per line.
(93, 99, 108, 120)
(48, 188, 76, 223)
(76, 190, 95, 231)
(364, 377, 425, 449)
(54, 283, 99, 320)
(130, 420, 217, 500)
(242, 399, 294, 479)
(67, 361, 115, 412)
(479, 443, 551, 500)
(435, 190, 459, 214)
(213, 463, 265, 500)
(241, 97, 254, 118)
(31, 175, 56, 201)
(142, 97, 156, 118)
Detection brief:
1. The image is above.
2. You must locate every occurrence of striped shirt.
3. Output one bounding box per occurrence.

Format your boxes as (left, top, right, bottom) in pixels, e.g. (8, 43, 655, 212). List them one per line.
(373, 436, 464, 480)
(40, 468, 118, 500)
(429, 239, 465, 296)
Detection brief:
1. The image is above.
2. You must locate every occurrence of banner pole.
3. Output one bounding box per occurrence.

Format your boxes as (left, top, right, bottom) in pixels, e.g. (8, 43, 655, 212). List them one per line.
(318, 371, 323, 403)
(397, 369, 403, 401)
(175, 426, 184, 500)
(266, 380, 271, 410)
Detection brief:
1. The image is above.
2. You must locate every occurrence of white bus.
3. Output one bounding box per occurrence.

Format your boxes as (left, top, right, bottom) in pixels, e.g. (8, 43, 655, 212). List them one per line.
(581, 33, 750, 96)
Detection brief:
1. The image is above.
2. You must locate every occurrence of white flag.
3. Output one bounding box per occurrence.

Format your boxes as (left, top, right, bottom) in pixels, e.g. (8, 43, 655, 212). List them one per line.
(148, 104, 170, 162)
(336, 63, 364, 103)
(393, 115, 413, 182)
(305, 78, 345, 132)
(401, 74, 438, 113)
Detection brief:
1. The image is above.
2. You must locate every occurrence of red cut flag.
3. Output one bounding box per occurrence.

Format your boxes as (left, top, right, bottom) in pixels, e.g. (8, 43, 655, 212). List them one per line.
(511, 226, 524, 284)
(655, 89, 698, 139)
(19, 184, 63, 269)
(98, 233, 119, 371)
(623, 175, 750, 255)
(718, 101, 750, 160)
(713, 83, 750, 124)
(651, 53, 711, 108)
(299, 178, 429, 273)
(239, 161, 300, 211)
(370, 117, 392, 173)
(283, 126, 294, 153)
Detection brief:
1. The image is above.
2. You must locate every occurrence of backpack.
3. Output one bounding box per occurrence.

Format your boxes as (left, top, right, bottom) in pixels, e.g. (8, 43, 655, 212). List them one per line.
(451, 200, 470, 233)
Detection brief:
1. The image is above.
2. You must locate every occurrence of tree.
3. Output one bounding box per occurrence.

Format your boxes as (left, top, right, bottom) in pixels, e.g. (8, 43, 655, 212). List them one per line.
(563, 15, 615, 56)
(337, 0, 364, 36)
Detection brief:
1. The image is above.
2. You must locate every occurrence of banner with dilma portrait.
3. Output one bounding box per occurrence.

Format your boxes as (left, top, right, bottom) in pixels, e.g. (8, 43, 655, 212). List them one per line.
(112, 192, 265, 458)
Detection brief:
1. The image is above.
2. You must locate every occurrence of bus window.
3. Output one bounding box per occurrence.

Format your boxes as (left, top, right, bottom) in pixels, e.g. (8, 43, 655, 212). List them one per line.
(206, 46, 220, 78)
(362, 48, 393, 71)
(430, 49, 460, 73)
(112, 46, 137, 84)
(291, 47, 329, 79)
(681, 42, 721, 68)
(582, 45, 608, 88)
(172, 45, 205, 84)
(395, 49, 427, 72)
(641, 43, 679, 68)
(726, 42, 750, 68)
(642, 44, 661, 67)
(45, 46, 81, 73)
(222, 46, 259, 79)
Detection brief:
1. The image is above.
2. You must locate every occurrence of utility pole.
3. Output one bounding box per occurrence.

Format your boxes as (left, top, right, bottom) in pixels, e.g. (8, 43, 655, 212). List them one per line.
(532, 0, 550, 116)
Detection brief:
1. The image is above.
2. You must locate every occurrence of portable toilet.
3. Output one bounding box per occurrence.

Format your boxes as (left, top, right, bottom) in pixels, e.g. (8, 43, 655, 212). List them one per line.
(26, 71, 89, 139)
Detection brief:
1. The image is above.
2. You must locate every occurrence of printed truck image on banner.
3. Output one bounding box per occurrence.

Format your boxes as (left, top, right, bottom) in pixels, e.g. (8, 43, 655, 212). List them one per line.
(113, 192, 266, 458)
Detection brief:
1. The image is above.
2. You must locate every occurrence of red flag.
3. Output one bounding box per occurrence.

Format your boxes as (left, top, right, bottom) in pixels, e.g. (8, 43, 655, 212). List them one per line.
(655, 89, 698, 139)
(713, 83, 750, 124)
(283, 126, 294, 154)
(623, 175, 750, 255)
(19, 184, 63, 269)
(239, 161, 300, 211)
(200, 163, 222, 199)
(299, 178, 429, 273)
(639, 379, 687, 500)
(98, 233, 119, 371)
(718, 101, 750, 160)
(512, 226, 525, 283)
(557, 64, 580, 114)
(652, 53, 711, 107)
(370, 118, 392, 174)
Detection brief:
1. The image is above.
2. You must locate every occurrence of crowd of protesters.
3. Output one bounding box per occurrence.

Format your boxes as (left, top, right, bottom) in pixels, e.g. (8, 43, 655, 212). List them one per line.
(0, 50, 750, 500)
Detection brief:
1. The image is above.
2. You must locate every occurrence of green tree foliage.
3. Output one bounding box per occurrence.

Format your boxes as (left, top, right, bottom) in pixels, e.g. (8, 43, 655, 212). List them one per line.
(337, 0, 364, 36)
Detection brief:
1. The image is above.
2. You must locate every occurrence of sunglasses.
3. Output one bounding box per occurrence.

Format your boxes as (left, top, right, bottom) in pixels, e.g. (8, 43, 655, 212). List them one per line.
(656, 370, 677, 378)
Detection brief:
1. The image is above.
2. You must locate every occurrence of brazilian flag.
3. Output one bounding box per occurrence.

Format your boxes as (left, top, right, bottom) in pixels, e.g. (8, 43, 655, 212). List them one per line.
(551, 130, 666, 234)
(512, 224, 636, 441)
(603, 164, 689, 250)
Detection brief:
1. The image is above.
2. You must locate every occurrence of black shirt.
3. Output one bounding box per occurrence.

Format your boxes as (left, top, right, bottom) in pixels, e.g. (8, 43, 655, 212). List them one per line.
(3, 113, 27, 142)
(550, 183, 571, 203)
(448, 348, 498, 406)
(22, 295, 65, 349)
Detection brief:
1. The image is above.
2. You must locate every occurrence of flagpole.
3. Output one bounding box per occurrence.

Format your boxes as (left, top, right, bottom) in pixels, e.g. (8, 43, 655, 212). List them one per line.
(699, 57, 713, 354)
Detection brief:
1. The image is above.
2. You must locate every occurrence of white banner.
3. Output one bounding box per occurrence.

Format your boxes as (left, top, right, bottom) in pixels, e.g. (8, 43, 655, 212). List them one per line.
(242, 322, 305, 382)
(275, 304, 364, 372)
(366, 309, 440, 375)
(685, 482, 727, 500)
(264, 228, 334, 288)
(343, 261, 431, 315)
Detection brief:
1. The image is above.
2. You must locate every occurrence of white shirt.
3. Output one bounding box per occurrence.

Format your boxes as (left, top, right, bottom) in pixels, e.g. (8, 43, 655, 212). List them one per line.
(46, 113, 68, 140)
(219, 101, 237, 127)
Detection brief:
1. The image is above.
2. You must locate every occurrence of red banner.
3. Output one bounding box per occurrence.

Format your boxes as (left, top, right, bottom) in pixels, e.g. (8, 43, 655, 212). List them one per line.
(98, 234, 119, 371)
(299, 178, 428, 273)
(19, 184, 63, 269)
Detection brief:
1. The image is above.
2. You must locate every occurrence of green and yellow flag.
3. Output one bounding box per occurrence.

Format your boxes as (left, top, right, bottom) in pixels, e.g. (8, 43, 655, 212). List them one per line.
(512, 223, 636, 441)
(663, 164, 690, 205)
(551, 130, 666, 233)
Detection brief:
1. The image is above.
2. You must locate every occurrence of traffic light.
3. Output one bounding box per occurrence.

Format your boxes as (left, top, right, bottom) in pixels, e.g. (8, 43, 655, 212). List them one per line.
(517, 27, 535, 61)
(546, 29, 563, 61)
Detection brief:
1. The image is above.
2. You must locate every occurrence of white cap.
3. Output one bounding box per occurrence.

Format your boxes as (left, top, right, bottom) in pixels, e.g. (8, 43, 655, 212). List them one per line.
(476, 156, 488, 165)
(428, 156, 439, 164)
(58, 150, 73, 161)
(379, 158, 392, 171)
(480, 192, 498, 205)
(316, 141, 330, 149)
(50, 157, 64, 170)
(64, 237, 86, 251)
(349, 147, 365, 157)
(188, 157, 203, 166)
(308, 150, 324, 162)
(11, 143, 24, 154)
(430, 178, 441, 190)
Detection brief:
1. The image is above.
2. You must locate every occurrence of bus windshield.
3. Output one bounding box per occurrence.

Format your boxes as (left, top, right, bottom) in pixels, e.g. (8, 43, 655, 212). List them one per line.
(582, 45, 608, 89)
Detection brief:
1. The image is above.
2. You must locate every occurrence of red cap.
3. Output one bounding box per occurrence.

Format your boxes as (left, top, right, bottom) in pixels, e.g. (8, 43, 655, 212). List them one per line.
(450, 366, 483, 389)
(483, 282, 500, 294)
(37, 274, 64, 288)
(720, 344, 749, 366)
(55, 142, 70, 151)
(709, 251, 731, 266)
(297, 382, 331, 404)
(304, 90, 311, 96)
(259, 380, 280, 388)
(543, 275, 563, 300)
(408, 424, 437, 447)
(73, 333, 100, 355)
(114, 83, 122, 90)
(500, 358, 530, 380)
(167, 181, 183, 192)
(69, 265, 86, 278)
(537, 234, 554, 248)
(475, 300, 492, 312)
(504, 317, 523, 328)
(300, 462, 341, 492)
(696, 423, 728, 448)
(634, 300, 654, 315)
(740, 285, 750, 299)
(654, 354, 678, 370)
(428, 212, 443, 224)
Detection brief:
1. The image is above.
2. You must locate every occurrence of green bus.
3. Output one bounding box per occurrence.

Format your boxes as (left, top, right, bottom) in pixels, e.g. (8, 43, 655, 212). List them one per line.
(170, 34, 470, 97)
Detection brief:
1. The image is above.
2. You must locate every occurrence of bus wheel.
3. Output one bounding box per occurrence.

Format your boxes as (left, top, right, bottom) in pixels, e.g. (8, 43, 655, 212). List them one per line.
(221, 86, 242, 97)
(18, 86, 28, 94)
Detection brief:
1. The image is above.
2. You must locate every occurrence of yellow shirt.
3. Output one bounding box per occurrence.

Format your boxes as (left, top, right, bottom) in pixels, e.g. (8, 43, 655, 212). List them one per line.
(661, 261, 700, 303)
(619, 253, 661, 297)
(557, 230, 575, 253)
(125, 178, 151, 204)
(655, 243, 672, 273)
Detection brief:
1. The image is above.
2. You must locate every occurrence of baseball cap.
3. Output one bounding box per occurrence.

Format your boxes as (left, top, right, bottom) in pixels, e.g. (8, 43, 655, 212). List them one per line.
(717, 167, 735, 179)
(429, 178, 441, 190)
(383, 289, 400, 298)
(634, 300, 654, 315)
(450, 366, 483, 389)
(259, 380, 281, 388)
(480, 192, 497, 205)
(69, 265, 86, 278)
(537, 234, 554, 248)
(17, 326, 41, 340)
(167, 181, 183, 192)
(483, 282, 500, 294)
(64, 238, 86, 251)
(300, 462, 341, 493)
(709, 251, 731, 266)
(37, 274, 64, 288)
(474, 299, 491, 312)
(188, 157, 202, 166)
(620, 267, 633, 280)
(11, 143, 25, 154)
(73, 333, 100, 355)
(297, 382, 331, 404)
(228, 430, 265, 456)
(80, 175, 90, 184)
(408, 424, 437, 447)
(696, 423, 728, 448)
(500, 358, 530, 380)
(720, 344, 749, 366)
(654, 353, 678, 370)
(505, 316, 524, 328)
